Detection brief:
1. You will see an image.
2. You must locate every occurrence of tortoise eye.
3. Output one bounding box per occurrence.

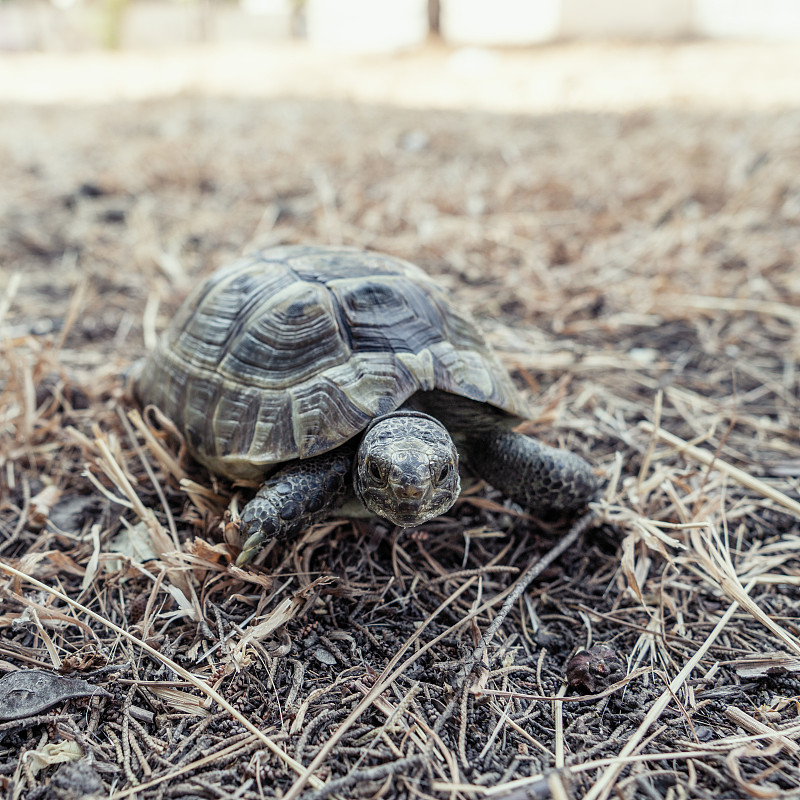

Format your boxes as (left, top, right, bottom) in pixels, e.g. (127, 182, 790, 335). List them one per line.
(437, 463, 451, 483)
(368, 459, 384, 483)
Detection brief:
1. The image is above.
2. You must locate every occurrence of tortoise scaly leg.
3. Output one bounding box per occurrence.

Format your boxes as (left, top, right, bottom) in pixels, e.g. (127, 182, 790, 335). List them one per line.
(468, 431, 598, 517)
(236, 449, 354, 565)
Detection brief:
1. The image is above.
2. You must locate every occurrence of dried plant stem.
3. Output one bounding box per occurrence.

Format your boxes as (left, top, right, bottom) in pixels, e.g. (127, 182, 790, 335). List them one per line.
(0, 561, 322, 790)
(0, 272, 23, 331)
(582, 581, 754, 800)
(640, 422, 800, 518)
(724, 707, 800, 755)
(282, 577, 479, 800)
(465, 511, 595, 676)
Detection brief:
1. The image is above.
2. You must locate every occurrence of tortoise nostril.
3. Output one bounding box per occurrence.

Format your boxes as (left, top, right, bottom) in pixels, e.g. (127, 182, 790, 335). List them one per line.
(397, 484, 423, 500)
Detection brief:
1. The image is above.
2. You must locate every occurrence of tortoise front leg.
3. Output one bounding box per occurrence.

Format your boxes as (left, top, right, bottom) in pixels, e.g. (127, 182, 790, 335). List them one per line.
(236, 449, 354, 565)
(468, 431, 598, 518)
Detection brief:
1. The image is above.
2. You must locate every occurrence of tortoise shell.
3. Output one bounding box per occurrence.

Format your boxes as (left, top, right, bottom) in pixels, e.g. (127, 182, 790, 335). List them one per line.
(133, 245, 528, 480)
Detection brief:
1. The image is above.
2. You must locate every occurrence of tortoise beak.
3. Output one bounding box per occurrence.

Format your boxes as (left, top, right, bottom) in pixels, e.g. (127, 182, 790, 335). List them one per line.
(392, 501, 428, 526)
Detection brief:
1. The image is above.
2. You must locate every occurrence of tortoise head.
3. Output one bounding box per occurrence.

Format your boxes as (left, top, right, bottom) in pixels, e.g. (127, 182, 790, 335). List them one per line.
(354, 411, 460, 527)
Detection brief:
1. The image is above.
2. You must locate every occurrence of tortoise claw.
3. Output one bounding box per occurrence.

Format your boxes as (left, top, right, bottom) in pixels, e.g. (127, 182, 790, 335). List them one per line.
(235, 514, 279, 565)
(235, 533, 264, 566)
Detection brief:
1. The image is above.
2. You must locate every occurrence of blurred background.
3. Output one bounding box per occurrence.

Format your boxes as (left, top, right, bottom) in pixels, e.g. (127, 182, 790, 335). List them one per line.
(4, 0, 800, 52)
(2, 0, 799, 352)
(1, 0, 800, 109)
(2, 0, 799, 416)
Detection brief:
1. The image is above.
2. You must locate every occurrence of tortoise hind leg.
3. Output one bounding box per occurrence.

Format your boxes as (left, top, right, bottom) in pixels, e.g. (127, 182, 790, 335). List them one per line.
(467, 431, 598, 517)
(237, 449, 354, 565)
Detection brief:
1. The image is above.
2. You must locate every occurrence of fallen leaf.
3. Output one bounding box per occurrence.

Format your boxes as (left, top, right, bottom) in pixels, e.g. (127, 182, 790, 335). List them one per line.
(0, 669, 111, 721)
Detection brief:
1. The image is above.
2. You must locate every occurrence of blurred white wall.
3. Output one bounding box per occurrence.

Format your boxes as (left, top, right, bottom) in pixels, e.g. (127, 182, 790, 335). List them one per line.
(305, 0, 428, 52)
(440, 0, 800, 44)
(3, 0, 800, 52)
(440, 0, 560, 46)
(694, 0, 800, 40)
(560, 0, 693, 39)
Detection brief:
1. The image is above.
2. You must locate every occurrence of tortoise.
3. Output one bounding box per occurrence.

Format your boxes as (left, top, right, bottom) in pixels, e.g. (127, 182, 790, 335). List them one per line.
(131, 245, 597, 565)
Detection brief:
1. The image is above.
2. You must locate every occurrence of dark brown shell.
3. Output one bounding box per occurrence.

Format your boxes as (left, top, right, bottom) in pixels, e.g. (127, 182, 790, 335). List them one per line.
(133, 245, 527, 480)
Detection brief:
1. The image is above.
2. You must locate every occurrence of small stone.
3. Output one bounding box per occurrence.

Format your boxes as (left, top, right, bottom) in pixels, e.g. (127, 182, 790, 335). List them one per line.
(398, 130, 429, 152)
(694, 725, 714, 742)
(566, 644, 625, 693)
(314, 647, 337, 666)
(47, 759, 104, 800)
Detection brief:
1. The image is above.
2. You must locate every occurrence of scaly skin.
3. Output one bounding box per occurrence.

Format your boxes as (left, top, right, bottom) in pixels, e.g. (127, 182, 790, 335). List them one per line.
(467, 430, 598, 516)
(236, 412, 597, 565)
(236, 449, 354, 565)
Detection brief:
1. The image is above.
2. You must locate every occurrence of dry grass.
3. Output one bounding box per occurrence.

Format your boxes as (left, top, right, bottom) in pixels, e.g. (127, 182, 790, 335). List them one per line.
(1, 43, 800, 800)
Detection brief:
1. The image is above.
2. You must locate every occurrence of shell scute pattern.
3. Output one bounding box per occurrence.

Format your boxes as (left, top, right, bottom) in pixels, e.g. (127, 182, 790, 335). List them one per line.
(133, 245, 527, 481)
(183, 379, 224, 460)
(212, 389, 265, 462)
(217, 281, 344, 389)
(332, 277, 448, 355)
(288, 378, 373, 460)
(172, 261, 291, 369)
(287, 248, 409, 283)
(322, 354, 417, 409)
